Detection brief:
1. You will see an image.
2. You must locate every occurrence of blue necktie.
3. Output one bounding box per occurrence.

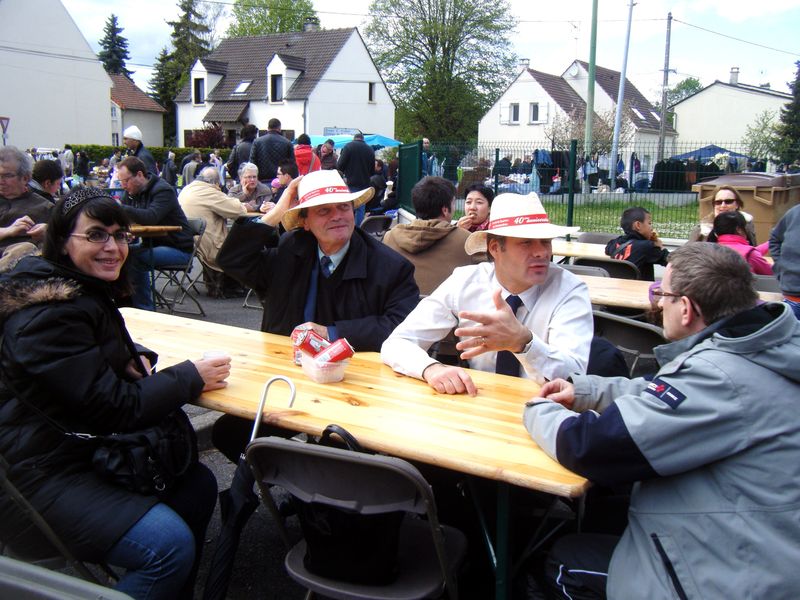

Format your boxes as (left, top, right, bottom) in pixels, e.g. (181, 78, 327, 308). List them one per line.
(320, 255, 333, 278)
(495, 295, 523, 377)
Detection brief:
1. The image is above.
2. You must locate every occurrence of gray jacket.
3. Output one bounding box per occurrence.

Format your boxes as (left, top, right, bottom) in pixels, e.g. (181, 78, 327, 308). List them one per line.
(524, 303, 800, 599)
(770, 203, 800, 296)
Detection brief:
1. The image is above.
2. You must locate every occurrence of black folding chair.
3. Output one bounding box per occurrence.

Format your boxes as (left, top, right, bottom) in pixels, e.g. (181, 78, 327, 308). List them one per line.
(573, 257, 641, 280)
(753, 274, 781, 293)
(155, 217, 206, 316)
(592, 309, 667, 377)
(577, 231, 616, 245)
(246, 436, 467, 600)
(360, 215, 393, 240)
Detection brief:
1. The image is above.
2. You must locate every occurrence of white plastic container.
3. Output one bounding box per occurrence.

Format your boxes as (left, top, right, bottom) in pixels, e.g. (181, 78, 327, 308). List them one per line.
(301, 353, 348, 384)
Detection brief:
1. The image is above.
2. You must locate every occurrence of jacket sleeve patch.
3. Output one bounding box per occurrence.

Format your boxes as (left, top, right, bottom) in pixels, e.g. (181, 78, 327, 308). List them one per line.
(644, 377, 686, 409)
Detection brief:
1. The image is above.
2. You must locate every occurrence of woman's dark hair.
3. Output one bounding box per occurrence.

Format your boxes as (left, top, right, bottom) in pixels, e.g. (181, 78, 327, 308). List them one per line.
(464, 183, 495, 205)
(45, 188, 133, 297)
(711, 210, 747, 240)
(296, 133, 311, 145)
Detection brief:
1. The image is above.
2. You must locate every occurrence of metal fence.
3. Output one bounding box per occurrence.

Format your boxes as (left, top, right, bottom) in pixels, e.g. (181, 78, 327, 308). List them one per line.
(420, 139, 793, 239)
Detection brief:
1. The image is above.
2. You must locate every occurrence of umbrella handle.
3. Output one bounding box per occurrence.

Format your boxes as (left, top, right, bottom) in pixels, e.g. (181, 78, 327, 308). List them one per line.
(250, 376, 296, 443)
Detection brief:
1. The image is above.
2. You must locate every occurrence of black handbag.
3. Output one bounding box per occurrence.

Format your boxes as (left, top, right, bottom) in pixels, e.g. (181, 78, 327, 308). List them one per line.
(293, 424, 405, 585)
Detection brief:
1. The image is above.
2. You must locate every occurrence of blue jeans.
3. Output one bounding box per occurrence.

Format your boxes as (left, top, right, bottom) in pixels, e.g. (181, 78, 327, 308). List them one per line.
(785, 298, 800, 320)
(130, 244, 192, 310)
(106, 463, 217, 600)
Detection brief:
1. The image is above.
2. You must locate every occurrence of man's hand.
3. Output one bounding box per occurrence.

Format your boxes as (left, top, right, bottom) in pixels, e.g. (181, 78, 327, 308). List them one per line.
(2, 215, 35, 239)
(259, 200, 276, 214)
(455, 289, 533, 361)
(260, 175, 302, 226)
(297, 321, 329, 340)
(27, 223, 47, 242)
(124, 355, 153, 380)
(537, 378, 576, 409)
(422, 363, 477, 396)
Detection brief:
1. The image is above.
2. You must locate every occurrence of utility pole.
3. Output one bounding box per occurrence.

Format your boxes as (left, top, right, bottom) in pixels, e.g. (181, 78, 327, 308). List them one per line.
(610, 0, 635, 187)
(583, 0, 598, 192)
(657, 12, 673, 162)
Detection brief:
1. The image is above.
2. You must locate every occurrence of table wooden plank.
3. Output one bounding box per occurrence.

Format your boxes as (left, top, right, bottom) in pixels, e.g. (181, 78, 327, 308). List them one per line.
(120, 308, 589, 498)
(552, 240, 608, 260)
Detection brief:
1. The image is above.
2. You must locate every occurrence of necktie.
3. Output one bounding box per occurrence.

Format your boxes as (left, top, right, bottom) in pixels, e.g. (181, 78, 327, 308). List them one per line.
(495, 295, 523, 377)
(320, 255, 333, 278)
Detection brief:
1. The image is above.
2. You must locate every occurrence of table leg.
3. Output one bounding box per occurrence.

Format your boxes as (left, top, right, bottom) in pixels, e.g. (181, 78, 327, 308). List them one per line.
(495, 482, 511, 600)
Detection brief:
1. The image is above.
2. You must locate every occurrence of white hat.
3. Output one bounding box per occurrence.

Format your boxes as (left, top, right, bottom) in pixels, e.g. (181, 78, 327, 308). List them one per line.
(282, 170, 374, 230)
(464, 192, 579, 255)
(123, 125, 142, 141)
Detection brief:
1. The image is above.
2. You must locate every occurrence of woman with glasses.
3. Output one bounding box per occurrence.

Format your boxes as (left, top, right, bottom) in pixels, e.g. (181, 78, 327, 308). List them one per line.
(689, 185, 757, 244)
(0, 187, 231, 599)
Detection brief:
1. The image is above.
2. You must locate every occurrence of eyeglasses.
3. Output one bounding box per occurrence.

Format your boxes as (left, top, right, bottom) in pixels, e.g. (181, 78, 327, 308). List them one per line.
(650, 286, 701, 316)
(70, 230, 136, 245)
(713, 198, 737, 206)
(0, 172, 20, 180)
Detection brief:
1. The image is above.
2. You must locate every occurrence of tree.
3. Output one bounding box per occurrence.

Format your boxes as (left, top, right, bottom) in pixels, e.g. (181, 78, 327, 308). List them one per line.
(149, 47, 177, 144)
(741, 110, 779, 162)
(667, 77, 702, 107)
(366, 0, 516, 141)
(97, 14, 133, 77)
(773, 61, 800, 164)
(545, 106, 634, 155)
(227, 0, 317, 37)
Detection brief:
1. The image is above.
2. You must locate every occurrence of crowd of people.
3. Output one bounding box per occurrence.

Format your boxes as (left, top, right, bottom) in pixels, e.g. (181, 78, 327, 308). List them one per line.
(2, 118, 800, 600)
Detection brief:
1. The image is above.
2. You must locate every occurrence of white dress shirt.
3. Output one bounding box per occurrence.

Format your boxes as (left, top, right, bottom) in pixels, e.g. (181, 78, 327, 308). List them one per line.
(381, 262, 593, 384)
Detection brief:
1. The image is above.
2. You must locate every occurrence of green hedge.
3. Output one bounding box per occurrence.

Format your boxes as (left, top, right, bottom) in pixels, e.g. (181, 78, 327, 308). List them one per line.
(71, 145, 232, 167)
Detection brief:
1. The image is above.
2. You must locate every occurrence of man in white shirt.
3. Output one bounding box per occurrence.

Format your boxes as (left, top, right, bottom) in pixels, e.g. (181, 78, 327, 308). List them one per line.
(381, 192, 593, 395)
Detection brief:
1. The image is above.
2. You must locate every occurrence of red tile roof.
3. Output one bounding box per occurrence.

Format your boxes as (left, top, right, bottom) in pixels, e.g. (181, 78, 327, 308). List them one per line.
(110, 73, 166, 113)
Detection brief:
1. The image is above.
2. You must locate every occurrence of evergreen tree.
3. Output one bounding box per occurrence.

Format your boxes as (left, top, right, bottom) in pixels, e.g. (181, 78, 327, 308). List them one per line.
(774, 61, 800, 164)
(227, 0, 318, 37)
(97, 14, 133, 78)
(149, 47, 177, 144)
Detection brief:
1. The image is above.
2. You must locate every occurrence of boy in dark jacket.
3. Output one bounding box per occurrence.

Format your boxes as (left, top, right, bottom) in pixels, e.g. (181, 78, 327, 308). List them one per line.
(605, 206, 669, 280)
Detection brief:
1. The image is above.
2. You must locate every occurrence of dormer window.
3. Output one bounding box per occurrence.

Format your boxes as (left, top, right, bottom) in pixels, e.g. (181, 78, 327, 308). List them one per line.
(270, 75, 283, 102)
(193, 78, 205, 104)
(232, 80, 252, 95)
(631, 107, 645, 120)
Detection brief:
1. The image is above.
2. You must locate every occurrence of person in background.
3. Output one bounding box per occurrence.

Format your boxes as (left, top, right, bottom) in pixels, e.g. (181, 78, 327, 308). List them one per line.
(228, 162, 273, 212)
(337, 132, 375, 225)
(109, 149, 122, 171)
(294, 133, 321, 175)
(161, 151, 178, 187)
(61, 144, 74, 177)
(122, 126, 158, 177)
(524, 243, 800, 599)
(0, 187, 229, 600)
(366, 159, 387, 212)
(769, 202, 800, 319)
(272, 159, 298, 205)
(690, 185, 757, 244)
(226, 124, 259, 183)
(29, 159, 63, 204)
(181, 152, 202, 187)
(248, 118, 294, 183)
(456, 183, 494, 232)
(314, 139, 338, 170)
(74, 151, 90, 185)
(711, 211, 772, 275)
(605, 206, 669, 281)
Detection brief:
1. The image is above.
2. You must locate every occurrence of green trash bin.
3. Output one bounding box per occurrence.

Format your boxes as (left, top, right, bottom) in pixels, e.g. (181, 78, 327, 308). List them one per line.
(693, 173, 800, 244)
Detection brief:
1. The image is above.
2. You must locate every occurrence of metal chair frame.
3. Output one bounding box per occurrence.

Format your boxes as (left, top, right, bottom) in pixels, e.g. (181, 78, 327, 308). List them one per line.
(573, 257, 641, 280)
(154, 217, 207, 316)
(592, 309, 667, 377)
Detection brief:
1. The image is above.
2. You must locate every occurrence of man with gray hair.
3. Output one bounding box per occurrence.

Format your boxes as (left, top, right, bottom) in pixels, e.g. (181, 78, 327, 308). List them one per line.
(524, 242, 800, 599)
(227, 162, 272, 212)
(179, 167, 247, 297)
(0, 146, 53, 271)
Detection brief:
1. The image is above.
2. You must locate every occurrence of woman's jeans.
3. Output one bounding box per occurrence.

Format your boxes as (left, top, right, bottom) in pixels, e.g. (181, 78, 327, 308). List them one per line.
(106, 463, 217, 600)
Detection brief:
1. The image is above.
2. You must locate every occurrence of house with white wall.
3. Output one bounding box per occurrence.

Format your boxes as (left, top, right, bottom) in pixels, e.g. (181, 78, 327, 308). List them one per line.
(478, 60, 677, 176)
(175, 27, 394, 147)
(671, 68, 791, 147)
(0, 0, 111, 150)
(109, 74, 165, 147)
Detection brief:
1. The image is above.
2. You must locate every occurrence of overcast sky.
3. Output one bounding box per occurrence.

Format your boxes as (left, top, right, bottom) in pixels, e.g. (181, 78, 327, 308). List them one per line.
(62, 0, 800, 104)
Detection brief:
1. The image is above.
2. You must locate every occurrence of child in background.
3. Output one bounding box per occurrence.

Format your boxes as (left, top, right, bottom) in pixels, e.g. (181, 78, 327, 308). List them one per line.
(605, 206, 669, 280)
(711, 211, 773, 275)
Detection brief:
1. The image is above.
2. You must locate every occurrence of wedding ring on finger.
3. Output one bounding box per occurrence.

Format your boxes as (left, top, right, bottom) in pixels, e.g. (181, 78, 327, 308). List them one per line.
(480, 336, 487, 346)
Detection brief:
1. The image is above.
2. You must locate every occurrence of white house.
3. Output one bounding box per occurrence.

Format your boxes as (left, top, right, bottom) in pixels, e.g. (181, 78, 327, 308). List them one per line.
(478, 60, 677, 176)
(671, 68, 792, 147)
(175, 27, 395, 146)
(0, 0, 111, 150)
(109, 74, 166, 147)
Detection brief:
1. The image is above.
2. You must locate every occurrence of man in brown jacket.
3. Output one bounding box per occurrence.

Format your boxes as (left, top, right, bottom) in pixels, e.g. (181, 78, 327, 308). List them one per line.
(383, 176, 480, 295)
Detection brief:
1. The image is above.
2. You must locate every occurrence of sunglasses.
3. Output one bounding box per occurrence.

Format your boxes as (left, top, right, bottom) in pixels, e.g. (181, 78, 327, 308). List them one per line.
(713, 198, 737, 206)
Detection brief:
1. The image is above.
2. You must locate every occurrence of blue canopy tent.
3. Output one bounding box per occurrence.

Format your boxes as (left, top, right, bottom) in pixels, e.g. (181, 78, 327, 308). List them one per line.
(307, 134, 401, 150)
(671, 144, 752, 162)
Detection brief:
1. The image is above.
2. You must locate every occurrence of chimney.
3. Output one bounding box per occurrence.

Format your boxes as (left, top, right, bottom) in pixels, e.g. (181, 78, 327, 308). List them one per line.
(730, 67, 740, 85)
(519, 58, 530, 72)
(303, 16, 320, 32)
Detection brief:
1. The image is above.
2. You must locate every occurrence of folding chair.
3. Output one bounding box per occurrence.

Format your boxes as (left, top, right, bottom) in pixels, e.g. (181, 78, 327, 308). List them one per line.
(360, 215, 393, 240)
(753, 274, 781, 293)
(577, 231, 617, 245)
(0, 556, 129, 600)
(573, 257, 641, 280)
(0, 453, 116, 587)
(155, 217, 206, 316)
(246, 436, 467, 600)
(592, 309, 667, 377)
(560, 263, 610, 278)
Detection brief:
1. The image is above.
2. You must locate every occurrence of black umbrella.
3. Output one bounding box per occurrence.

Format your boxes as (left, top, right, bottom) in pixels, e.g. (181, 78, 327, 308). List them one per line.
(203, 376, 296, 600)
